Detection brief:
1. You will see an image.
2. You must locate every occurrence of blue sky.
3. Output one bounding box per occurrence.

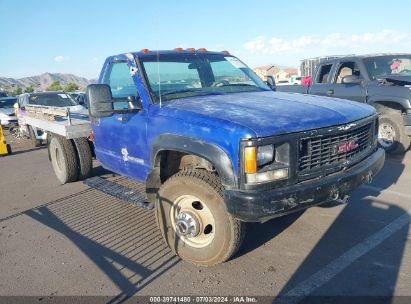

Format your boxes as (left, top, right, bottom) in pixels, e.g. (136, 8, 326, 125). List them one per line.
(1, 0, 411, 79)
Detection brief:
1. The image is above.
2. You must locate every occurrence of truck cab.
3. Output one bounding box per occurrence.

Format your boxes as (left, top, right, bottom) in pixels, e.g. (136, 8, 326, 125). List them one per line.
(82, 49, 384, 266)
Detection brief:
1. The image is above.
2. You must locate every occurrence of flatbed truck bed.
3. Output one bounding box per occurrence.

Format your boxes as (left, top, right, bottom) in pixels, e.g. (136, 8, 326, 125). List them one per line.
(23, 104, 91, 139)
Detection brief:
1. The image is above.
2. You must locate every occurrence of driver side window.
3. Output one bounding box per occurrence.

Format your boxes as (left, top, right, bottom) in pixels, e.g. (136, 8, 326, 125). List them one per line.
(335, 62, 362, 84)
(103, 61, 139, 110)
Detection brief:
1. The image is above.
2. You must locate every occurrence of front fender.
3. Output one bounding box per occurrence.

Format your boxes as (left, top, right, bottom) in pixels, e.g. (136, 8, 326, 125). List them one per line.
(150, 134, 237, 188)
(368, 96, 411, 110)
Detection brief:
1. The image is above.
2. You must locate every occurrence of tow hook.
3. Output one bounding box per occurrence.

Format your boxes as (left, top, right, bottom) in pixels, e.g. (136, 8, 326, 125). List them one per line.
(365, 171, 374, 184)
(335, 195, 350, 204)
(330, 187, 350, 204)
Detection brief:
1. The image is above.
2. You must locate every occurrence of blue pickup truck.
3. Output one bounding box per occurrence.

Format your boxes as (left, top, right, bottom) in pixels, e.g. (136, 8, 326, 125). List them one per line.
(37, 49, 384, 266)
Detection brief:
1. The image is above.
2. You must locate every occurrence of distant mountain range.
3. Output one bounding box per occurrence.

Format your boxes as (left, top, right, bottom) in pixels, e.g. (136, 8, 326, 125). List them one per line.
(0, 73, 97, 91)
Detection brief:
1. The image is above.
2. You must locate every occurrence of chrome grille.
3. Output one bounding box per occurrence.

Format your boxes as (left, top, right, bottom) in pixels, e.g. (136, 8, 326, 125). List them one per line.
(298, 123, 372, 173)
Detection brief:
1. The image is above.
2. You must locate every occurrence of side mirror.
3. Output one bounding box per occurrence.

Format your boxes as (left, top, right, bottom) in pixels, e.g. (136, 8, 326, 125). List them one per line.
(86, 84, 114, 118)
(266, 76, 276, 91)
(342, 75, 362, 84)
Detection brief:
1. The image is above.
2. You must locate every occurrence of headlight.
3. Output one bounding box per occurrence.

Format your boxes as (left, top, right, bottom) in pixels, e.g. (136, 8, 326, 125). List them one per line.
(244, 142, 290, 184)
(246, 168, 289, 184)
(257, 145, 274, 167)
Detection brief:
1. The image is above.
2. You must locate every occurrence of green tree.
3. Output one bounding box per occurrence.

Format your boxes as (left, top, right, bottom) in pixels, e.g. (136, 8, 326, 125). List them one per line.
(13, 86, 23, 96)
(25, 85, 34, 93)
(46, 80, 62, 91)
(63, 82, 79, 92)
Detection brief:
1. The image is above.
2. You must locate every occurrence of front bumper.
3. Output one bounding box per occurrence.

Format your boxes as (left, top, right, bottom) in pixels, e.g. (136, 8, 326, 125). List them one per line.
(404, 113, 411, 135)
(224, 148, 385, 222)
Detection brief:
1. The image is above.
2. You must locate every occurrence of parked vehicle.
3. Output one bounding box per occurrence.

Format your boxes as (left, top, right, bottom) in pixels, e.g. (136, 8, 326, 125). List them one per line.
(0, 97, 18, 128)
(68, 91, 87, 108)
(273, 54, 411, 154)
(24, 49, 384, 266)
(275, 80, 291, 86)
(290, 75, 302, 85)
(15, 91, 87, 147)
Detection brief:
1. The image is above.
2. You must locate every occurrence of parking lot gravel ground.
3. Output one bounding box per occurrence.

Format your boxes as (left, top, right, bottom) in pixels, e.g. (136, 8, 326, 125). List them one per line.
(0, 132, 410, 300)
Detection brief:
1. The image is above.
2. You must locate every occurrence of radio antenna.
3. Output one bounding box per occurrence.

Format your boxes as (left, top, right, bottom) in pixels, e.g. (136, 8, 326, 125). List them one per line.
(155, 16, 162, 108)
(157, 48, 162, 108)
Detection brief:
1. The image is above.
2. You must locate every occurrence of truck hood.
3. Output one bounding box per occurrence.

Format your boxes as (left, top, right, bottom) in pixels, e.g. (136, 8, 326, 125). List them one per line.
(380, 75, 411, 86)
(162, 91, 376, 137)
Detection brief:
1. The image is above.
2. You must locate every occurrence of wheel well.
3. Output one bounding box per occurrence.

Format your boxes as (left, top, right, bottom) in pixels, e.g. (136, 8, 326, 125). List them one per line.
(373, 101, 405, 113)
(146, 150, 217, 204)
(157, 150, 216, 183)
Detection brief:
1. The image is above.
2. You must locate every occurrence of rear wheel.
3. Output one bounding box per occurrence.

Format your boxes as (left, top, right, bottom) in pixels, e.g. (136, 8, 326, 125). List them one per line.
(49, 135, 78, 184)
(156, 170, 245, 266)
(378, 110, 410, 154)
(72, 138, 92, 180)
(6, 144, 12, 155)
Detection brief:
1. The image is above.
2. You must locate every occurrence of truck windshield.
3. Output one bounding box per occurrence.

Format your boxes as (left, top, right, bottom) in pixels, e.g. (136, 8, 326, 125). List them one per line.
(363, 55, 411, 80)
(28, 93, 77, 107)
(139, 53, 270, 102)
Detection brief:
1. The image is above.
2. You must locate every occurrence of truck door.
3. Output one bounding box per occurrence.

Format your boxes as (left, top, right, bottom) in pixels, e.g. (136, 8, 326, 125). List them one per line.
(307, 63, 335, 97)
(327, 60, 367, 102)
(93, 60, 149, 182)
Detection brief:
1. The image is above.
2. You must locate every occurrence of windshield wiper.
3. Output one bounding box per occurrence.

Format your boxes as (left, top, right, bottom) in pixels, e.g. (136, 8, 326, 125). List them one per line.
(217, 83, 262, 89)
(160, 89, 224, 100)
(217, 83, 270, 91)
(160, 89, 199, 97)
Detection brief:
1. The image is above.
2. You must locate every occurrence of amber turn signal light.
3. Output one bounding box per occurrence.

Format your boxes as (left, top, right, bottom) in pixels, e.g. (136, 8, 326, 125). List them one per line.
(244, 147, 257, 174)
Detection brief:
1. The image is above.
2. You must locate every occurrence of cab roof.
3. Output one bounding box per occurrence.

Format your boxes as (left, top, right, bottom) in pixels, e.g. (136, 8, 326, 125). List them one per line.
(111, 49, 231, 60)
(321, 53, 411, 65)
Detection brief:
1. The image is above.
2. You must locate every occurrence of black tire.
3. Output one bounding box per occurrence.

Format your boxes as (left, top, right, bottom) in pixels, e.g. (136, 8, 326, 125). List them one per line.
(156, 170, 245, 266)
(72, 138, 92, 180)
(6, 144, 12, 155)
(378, 110, 410, 154)
(49, 135, 79, 184)
(28, 126, 42, 148)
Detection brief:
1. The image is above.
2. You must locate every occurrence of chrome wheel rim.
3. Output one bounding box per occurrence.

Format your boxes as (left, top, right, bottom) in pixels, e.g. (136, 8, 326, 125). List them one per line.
(171, 195, 215, 248)
(378, 122, 396, 148)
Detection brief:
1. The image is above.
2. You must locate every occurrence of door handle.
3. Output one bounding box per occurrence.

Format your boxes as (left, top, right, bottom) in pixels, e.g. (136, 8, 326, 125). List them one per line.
(116, 116, 129, 122)
(327, 89, 334, 96)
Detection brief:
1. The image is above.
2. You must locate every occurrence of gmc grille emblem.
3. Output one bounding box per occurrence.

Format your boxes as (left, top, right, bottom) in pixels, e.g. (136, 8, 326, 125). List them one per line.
(333, 138, 359, 154)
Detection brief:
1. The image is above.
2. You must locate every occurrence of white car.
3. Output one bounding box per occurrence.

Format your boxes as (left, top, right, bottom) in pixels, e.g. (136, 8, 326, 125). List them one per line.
(0, 97, 18, 127)
(290, 75, 302, 85)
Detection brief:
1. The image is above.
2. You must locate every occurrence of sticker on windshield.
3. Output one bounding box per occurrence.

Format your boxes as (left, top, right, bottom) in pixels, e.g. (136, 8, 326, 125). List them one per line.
(58, 94, 68, 98)
(225, 57, 246, 68)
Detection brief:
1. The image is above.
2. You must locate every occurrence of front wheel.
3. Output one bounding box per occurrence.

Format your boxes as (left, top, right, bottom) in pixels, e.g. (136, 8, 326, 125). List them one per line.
(156, 170, 245, 266)
(378, 112, 410, 154)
